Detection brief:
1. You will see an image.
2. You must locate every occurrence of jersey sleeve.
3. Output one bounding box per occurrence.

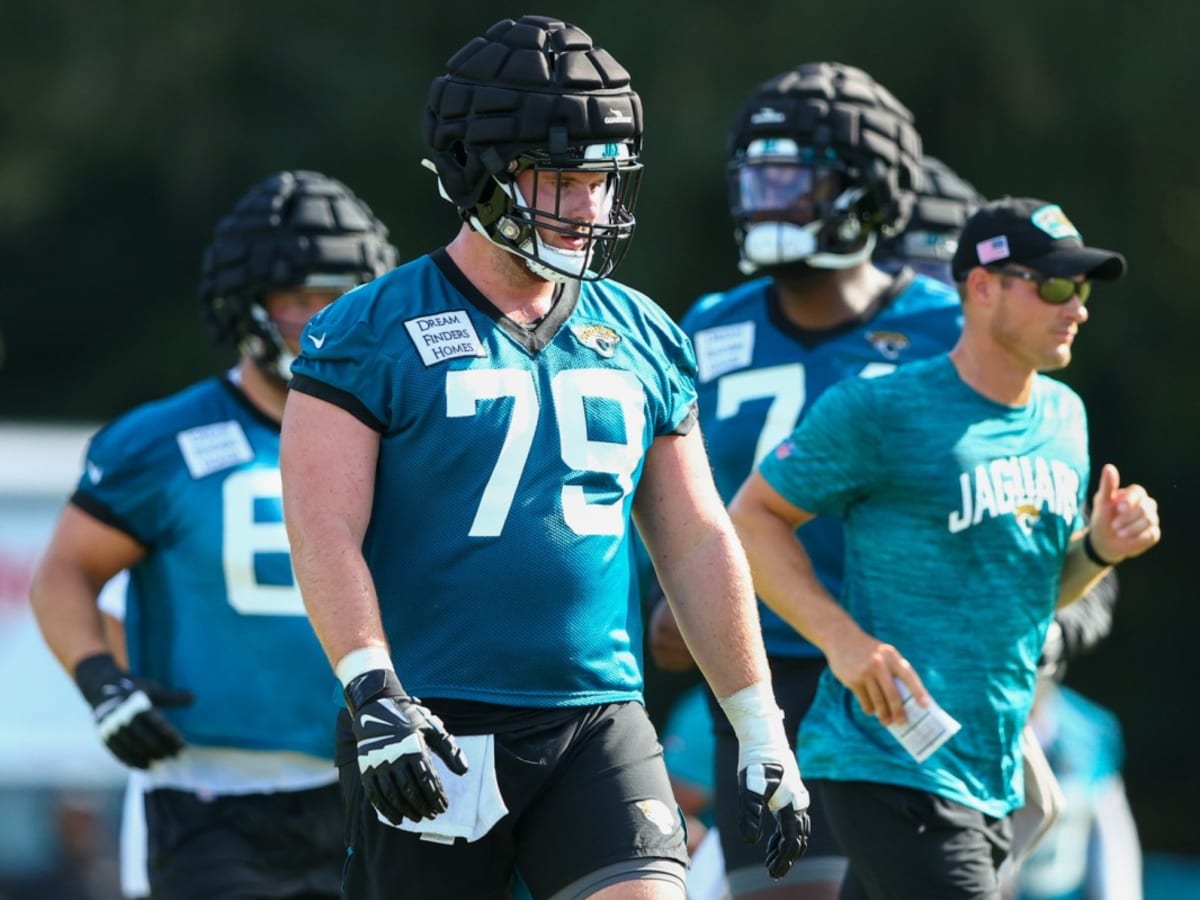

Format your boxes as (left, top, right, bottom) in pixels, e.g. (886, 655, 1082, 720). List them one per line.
(1045, 381, 1090, 533)
(757, 376, 882, 517)
(677, 290, 719, 336)
(621, 287, 699, 437)
(289, 284, 397, 432)
(71, 411, 172, 546)
(1073, 393, 1091, 532)
(661, 331, 699, 436)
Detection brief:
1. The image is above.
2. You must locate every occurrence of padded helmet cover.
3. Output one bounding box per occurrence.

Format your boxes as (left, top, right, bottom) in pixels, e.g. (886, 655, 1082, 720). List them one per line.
(874, 155, 986, 272)
(198, 170, 396, 358)
(728, 61, 922, 235)
(906, 155, 985, 236)
(422, 15, 643, 221)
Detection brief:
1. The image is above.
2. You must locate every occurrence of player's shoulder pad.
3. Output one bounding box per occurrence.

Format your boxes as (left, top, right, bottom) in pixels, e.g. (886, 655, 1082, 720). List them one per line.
(680, 277, 771, 332)
(89, 378, 233, 459)
(893, 271, 961, 311)
(585, 276, 688, 346)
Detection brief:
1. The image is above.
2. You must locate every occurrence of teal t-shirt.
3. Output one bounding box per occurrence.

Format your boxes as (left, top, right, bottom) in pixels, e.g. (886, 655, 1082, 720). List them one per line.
(759, 355, 1089, 816)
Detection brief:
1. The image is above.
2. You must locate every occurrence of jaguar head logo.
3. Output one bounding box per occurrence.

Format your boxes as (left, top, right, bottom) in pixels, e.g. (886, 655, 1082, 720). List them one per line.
(573, 324, 621, 358)
(866, 330, 910, 360)
(1014, 502, 1041, 534)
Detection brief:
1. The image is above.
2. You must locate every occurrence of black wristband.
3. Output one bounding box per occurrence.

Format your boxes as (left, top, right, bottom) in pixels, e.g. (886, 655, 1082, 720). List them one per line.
(344, 668, 406, 713)
(1083, 532, 1118, 568)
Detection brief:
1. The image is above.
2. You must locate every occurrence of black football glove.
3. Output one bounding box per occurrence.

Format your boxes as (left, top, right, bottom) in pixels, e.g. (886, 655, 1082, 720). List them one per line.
(721, 682, 812, 880)
(738, 760, 812, 879)
(74, 652, 193, 769)
(344, 669, 468, 825)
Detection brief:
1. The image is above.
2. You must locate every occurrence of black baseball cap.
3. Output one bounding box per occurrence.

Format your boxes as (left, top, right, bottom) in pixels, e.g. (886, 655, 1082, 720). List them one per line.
(950, 196, 1126, 282)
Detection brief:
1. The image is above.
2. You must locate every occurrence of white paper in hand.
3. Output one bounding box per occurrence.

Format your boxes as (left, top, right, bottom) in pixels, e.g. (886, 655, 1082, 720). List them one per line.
(885, 679, 961, 763)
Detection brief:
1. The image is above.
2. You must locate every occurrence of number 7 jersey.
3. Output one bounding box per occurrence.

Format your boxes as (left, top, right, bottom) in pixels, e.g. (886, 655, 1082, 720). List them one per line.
(681, 271, 963, 658)
(290, 249, 698, 708)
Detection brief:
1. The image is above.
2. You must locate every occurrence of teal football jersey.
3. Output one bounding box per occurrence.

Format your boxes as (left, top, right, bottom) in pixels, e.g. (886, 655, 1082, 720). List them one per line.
(759, 355, 1089, 816)
(682, 271, 962, 657)
(73, 377, 337, 759)
(290, 249, 697, 707)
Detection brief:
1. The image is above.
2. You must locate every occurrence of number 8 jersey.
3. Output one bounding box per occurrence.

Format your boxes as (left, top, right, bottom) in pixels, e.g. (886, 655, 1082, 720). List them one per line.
(290, 249, 698, 708)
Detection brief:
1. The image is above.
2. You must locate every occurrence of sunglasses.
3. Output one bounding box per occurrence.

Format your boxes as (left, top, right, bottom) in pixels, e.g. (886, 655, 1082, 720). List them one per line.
(986, 265, 1092, 305)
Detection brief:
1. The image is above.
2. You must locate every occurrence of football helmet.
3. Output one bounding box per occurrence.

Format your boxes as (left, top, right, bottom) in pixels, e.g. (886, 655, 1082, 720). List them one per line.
(727, 62, 922, 274)
(199, 170, 397, 380)
(421, 15, 643, 282)
(874, 155, 985, 284)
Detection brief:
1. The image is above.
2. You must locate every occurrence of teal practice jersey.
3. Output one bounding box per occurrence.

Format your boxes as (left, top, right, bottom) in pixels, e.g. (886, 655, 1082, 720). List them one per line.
(759, 355, 1089, 816)
(73, 377, 337, 760)
(681, 271, 962, 658)
(290, 249, 697, 709)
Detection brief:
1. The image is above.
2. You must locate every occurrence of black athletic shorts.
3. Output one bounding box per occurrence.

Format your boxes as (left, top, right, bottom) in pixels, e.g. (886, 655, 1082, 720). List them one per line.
(705, 655, 846, 895)
(820, 779, 1013, 900)
(143, 782, 342, 899)
(336, 699, 688, 900)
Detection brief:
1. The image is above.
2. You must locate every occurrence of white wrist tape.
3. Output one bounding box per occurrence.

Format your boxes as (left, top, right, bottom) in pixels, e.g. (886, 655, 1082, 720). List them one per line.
(335, 645, 395, 687)
(718, 680, 788, 752)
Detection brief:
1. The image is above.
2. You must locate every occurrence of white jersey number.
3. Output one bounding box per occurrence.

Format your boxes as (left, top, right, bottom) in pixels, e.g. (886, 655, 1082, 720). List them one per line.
(447, 368, 646, 537)
(715, 361, 896, 464)
(222, 468, 305, 615)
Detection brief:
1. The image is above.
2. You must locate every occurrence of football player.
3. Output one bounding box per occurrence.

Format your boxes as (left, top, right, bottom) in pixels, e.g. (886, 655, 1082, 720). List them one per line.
(647, 62, 962, 900)
(279, 16, 809, 900)
(30, 170, 396, 899)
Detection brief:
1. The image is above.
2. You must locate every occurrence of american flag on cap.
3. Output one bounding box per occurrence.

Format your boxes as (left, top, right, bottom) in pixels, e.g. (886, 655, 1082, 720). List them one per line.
(975, 235, 1010, 265)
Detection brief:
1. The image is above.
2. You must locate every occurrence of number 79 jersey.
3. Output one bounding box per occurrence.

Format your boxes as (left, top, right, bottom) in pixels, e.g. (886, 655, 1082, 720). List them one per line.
(290, 249, 698, 708)
(72, 377, 337, 759)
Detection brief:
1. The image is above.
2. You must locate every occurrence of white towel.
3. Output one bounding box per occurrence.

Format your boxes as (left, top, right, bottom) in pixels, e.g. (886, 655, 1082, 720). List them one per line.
(1009, 725, 1066, 866)
(376, 734, 508, 844)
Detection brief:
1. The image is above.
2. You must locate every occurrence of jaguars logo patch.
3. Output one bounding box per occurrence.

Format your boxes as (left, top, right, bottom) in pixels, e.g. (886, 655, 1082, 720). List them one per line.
(866, 330, 910, 360)
(572, 324, 621, 358)
(635, 799, 678, 836)
(1014, 503, 1041, 533)
(1030, 204, 1081, 240)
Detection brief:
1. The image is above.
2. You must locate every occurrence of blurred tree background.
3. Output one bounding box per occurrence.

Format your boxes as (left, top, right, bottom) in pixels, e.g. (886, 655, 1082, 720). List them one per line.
(2, 0, 1195, 855)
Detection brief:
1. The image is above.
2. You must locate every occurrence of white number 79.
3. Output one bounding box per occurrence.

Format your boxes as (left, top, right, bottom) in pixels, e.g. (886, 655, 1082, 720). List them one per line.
(446, 367, 646, 537)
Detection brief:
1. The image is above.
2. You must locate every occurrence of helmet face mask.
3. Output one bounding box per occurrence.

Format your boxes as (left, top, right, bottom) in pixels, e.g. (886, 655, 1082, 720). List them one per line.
(732, 151, 846, 229)
(488, 144, 642, 282)
(422, 16, 644, 282)
(729, 139, 878, 272)
(726, 62, 921, 275)
(199, 171, 397, 381)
